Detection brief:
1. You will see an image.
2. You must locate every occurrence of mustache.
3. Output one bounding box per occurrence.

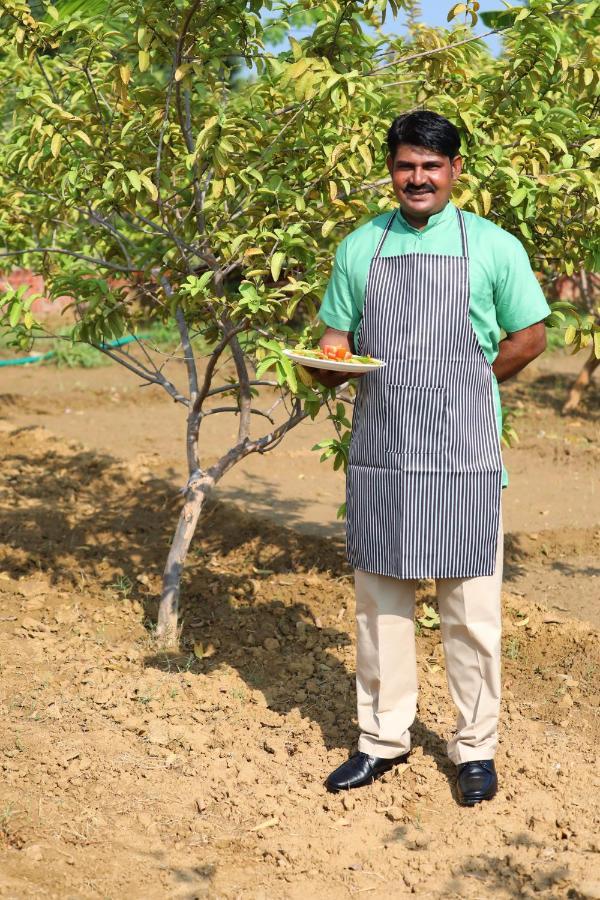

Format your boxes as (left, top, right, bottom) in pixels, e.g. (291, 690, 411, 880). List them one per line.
(405, 185, 435, 194)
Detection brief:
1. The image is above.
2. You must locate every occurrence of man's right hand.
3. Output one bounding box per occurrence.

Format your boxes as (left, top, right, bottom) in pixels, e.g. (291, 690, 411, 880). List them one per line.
(312, 368, 352, 389)
(313, 325, 363, 389)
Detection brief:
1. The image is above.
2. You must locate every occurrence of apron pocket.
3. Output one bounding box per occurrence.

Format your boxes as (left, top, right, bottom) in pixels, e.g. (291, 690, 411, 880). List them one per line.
(386, 384, 447, 455)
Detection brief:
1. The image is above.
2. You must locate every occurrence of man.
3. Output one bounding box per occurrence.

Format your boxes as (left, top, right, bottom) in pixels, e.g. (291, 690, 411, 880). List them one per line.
(315, 110, 550, 805)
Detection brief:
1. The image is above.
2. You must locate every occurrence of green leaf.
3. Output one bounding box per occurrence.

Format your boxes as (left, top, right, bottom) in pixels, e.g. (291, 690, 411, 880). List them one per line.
(509, 187, 527, 207)
(8, 301, 22, 328)
(126, 170, 142, 192)
(545, 133, 569, 155)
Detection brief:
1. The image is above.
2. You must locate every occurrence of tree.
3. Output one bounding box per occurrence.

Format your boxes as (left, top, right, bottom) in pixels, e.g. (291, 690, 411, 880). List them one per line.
(0, 0, 598, 645)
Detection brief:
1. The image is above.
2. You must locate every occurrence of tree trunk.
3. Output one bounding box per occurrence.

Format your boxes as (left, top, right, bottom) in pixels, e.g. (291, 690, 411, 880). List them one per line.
(562, 347, 599, 415)
(156, 474, 213, 647)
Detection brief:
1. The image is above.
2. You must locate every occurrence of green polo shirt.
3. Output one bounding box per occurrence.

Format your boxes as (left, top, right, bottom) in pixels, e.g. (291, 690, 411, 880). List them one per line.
(319, 201, 551, 487)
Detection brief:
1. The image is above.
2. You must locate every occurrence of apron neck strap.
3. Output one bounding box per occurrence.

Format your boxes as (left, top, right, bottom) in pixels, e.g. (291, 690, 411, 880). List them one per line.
(373, 211, 397, 259)
(456, 207, 469, 258)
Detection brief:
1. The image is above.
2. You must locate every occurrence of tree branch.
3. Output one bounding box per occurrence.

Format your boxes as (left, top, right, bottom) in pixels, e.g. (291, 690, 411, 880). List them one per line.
(93, 343, 188, 406)
(229, 332, 252, 442)
(365, 28, 502, 76)
(0, 247, 137, 272)
(203, 406, 274, 424)
(206, 379, 277, 397)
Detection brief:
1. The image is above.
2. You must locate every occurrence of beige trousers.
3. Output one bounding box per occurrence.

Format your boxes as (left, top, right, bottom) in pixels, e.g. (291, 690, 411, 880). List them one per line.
(355, 515, 503, 765)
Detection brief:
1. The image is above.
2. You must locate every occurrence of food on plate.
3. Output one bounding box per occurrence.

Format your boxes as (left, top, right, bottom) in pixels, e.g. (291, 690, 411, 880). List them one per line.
(292, 346, 382, 366)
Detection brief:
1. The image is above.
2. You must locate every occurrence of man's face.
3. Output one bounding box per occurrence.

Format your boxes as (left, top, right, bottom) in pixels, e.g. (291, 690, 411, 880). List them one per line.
(387, 144, 462, 221)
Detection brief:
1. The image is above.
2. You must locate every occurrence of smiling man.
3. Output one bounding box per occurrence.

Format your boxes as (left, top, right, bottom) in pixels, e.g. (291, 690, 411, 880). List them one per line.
(315, 111, 550, 805)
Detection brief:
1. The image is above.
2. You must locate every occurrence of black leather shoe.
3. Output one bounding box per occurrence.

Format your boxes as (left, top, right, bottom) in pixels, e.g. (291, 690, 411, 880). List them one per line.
(325, 751, 409, 792)
(456, 759, 498, 806)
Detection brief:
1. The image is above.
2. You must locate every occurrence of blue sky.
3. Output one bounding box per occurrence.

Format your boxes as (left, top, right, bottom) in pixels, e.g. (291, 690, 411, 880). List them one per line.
(286, 2, 523, 57)
(383, 0, 519, 56)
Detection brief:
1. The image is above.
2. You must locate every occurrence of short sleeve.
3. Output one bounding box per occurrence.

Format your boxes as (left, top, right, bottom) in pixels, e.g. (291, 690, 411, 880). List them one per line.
(494, 236, 551, 333)
(319, 238, 361, 333)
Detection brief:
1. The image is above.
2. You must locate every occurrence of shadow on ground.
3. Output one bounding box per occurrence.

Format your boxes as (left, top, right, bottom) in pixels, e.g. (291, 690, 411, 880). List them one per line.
(2, 423, 587, 774)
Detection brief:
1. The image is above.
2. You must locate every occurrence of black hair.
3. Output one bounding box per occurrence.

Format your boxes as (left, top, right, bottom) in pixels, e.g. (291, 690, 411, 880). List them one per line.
(387, 111, 461, 160)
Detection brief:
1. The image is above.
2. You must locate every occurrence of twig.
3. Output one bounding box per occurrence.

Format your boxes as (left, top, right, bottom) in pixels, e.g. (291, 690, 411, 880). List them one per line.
(0, 247, 137, 273)
(206, 380, 277, 397)
(203, 407, 274, 424)
(365, 28, 502, 77)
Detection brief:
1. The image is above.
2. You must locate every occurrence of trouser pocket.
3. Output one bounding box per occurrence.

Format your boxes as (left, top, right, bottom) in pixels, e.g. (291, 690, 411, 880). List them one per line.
(386, 384, 448, 455)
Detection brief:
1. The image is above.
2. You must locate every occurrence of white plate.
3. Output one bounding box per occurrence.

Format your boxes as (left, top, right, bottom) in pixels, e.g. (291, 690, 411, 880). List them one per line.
(283, 349, 385, 374)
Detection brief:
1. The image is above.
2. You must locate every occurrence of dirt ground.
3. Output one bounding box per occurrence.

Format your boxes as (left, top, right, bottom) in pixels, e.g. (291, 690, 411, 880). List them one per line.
(2, 347, 599, 626)
(0, 350, 599, 898)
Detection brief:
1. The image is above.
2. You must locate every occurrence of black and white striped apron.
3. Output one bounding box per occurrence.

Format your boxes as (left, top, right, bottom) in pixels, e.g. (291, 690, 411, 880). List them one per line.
(346, 207, 502, 579)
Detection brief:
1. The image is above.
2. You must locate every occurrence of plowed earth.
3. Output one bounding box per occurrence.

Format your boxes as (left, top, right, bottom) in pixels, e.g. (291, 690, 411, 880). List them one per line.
(0, 416, 599, 899)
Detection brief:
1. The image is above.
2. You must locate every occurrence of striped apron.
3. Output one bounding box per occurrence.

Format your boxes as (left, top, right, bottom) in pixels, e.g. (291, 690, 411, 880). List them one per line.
(346, 207, 502, 579)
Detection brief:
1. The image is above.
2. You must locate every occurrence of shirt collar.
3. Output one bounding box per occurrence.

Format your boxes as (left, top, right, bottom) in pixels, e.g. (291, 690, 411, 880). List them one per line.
(396, 201, 455, 235)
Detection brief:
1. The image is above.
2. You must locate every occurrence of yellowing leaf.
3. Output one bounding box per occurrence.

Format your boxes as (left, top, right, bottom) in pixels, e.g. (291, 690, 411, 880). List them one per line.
(564, 325, 577, 345)
(289, 36, 302, 61)
(296, 364, 314, 387)
(50, 132, 62, 158)
(321, 219, 336, 238)
(139, 50, 150, 73)
(137, 26, 150, 50)
(358, 144, 372, 174)
(175, 64, 191, 82)
(271, 251, 285, 282)
(287, 58, 310, 80)
(119, 65, 131, 85)
(329, 180, 338, 201)
(139, 173, 158, 201)
(74, 129, 92, 147)
(447, 3, 467, 21)
(480, 189, 492, 216)
(193, 642, 216, 660)
(330, 143, 345, 166)
(455, 188, 473, 207)
(460, 110, 474, 134)
(211, 179, 224, 199)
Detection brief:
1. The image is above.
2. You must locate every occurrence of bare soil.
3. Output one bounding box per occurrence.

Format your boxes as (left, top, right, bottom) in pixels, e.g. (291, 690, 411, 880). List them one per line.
(2, 347, 599, 626)
(0, 350, 599, 898)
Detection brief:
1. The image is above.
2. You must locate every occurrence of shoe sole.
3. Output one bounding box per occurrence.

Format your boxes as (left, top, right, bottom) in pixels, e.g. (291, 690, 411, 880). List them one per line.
(458, 788, 497, 806)
(325, 764, 396, 793)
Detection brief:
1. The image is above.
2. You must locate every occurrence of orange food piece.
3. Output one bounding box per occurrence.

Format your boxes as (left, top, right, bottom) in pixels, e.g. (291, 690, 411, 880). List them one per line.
(323, 344, 352, 361)
(335, 347, 352, 361)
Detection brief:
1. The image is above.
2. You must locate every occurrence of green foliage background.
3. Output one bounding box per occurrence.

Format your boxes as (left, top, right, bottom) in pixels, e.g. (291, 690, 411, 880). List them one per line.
(0, 0, 598, 464)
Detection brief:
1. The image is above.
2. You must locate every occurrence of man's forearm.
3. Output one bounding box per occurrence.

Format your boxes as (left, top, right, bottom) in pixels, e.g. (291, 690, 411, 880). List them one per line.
(492, 322, 546, 383)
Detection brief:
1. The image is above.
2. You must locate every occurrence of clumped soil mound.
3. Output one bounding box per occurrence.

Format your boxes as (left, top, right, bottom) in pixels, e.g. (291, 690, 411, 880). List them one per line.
(1, 425, 599, 899)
